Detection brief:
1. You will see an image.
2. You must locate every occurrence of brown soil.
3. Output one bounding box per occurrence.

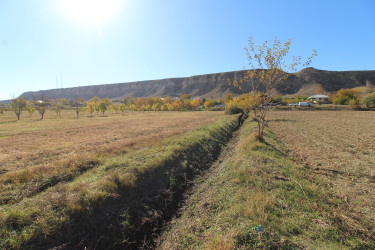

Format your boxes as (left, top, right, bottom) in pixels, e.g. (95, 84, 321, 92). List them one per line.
(268, 110, 375, 241)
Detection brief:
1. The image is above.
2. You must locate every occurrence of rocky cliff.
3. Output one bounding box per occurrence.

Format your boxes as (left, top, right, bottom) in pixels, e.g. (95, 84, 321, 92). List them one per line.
(20, 68, 375, 100)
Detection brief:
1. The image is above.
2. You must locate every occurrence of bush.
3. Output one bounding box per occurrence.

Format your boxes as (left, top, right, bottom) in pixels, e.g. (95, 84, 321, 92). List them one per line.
(363, 92, 375, 108)
(225, 105, 243, 114)
(349, 99, 360, 110)
(332, 95, 349, 105)
(332, 89, 358, 105)
(204, 99, 216, 109)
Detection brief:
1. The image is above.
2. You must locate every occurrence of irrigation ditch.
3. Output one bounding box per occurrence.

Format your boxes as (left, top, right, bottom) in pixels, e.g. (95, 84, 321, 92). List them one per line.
(20, 115, 243, 249)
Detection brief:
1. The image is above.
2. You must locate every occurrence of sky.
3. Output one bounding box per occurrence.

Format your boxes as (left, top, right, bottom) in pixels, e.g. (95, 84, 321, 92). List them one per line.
(0, 0, 374, 101)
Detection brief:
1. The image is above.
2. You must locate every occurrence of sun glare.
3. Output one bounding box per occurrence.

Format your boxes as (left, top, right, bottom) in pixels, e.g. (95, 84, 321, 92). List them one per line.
(59, 0, 121, 26)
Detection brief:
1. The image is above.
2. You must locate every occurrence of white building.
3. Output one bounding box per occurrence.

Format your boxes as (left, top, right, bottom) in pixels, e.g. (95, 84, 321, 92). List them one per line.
(307, 94, 329, 103)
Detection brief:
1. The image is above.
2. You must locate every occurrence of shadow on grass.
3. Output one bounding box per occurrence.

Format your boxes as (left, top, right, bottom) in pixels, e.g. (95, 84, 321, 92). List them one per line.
(261, 141, 288, 158)
(28, 119, 239, 249)
(268, 118, 296, 123)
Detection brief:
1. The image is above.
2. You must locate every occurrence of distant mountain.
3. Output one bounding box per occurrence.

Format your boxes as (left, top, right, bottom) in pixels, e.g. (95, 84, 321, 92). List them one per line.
(275, 67, 375, 97)
(19, 68, 375, 101)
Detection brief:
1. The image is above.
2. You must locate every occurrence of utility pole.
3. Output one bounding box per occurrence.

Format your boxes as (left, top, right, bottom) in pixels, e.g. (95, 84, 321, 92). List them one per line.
(60, 72, 63, 88)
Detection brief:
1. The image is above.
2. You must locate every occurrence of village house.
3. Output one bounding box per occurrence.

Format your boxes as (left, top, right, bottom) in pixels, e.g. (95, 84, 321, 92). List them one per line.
(307, 94, 329, 103)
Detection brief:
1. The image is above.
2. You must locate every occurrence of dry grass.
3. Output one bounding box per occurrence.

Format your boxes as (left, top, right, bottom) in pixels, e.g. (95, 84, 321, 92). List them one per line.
(0, 110, 225, 204)
(158, 114, 375, 249)
(158, 120, 348, 249)
(268, 110, 375, 242)
(0, 114, 237, 249)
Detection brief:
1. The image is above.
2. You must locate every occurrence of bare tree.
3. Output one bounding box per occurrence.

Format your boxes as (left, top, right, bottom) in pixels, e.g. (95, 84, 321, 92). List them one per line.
(229, 36, 317, 140)
(70, 97, 84, 118)
(52, 99, 64, 117)
(34, 98, 51, 120)
(11, 97, 27, 120)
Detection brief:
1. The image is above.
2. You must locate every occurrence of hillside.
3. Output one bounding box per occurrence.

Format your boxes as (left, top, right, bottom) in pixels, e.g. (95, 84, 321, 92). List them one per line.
(19, 68, 375, 100)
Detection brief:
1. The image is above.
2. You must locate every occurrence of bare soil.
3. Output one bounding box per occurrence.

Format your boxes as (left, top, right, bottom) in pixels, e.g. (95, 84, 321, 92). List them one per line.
(268, 110, 375, 240)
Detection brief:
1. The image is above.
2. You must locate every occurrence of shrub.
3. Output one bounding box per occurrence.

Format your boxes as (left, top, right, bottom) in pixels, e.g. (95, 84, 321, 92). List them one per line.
(363, 92, 375, 108)
(225, 105, 243, 114)
(204, 99, 216, 109)
(332, 95, 349, 105)
(349, 99, 360, 110)
(332, 89, 358, 105)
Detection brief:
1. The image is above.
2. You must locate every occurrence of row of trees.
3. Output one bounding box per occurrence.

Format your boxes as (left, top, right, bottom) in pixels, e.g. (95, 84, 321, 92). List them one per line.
(6, 95, 229, 120)
(9, 97, 50, 120)
(6, 36, 320, 143)
(5, 97, 111, 120)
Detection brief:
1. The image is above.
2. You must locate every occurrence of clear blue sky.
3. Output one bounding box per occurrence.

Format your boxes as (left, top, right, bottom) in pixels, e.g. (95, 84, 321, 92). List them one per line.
(0, 0, 374, 100)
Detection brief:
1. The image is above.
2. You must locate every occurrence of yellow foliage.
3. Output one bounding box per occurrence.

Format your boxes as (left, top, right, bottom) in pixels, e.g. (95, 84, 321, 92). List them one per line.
(191, 99, 200, 108)
(172, 99, 182, 110)
(227, 36, 316, 139)
(204, 99, 216, 109)
(86, 102, 96, 115)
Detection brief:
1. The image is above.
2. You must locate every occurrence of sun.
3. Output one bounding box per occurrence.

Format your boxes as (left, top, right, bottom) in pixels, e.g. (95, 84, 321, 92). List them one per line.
(59, 0, 121, 26)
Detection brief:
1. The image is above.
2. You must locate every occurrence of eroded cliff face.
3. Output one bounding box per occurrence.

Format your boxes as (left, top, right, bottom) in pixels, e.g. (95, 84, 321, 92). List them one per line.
(20, 68, 375, 100)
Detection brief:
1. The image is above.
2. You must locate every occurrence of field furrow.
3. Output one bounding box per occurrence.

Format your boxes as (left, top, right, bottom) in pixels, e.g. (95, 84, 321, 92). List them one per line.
(0, 111, 225, 205)
(268, 110, 375, 241)
(0, 114, 237, 249)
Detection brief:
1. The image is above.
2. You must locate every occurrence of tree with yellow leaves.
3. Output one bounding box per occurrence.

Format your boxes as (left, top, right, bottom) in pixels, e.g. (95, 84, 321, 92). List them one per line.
(86, 101, 96, 117)
(191, 99, 201, 109)
(229, 36, 316, 140)
(98, 100, 108, 116)
(146, 104, 151, 112)
(129, 104, 136, 113)
(167, 103, 174, 111)
(52, 99, 63, 117)
(152, 103, 160, 111)
(172, 99, 182, 110)
(89, 96, 101, 115)
(204, 99, 216, 109)
(119, 103, 126, 114)
(163, 96, 172, 105)
(27, 104, 35, 117)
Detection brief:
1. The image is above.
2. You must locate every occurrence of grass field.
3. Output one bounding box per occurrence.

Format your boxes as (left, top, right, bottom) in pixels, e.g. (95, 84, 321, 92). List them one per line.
(2, 108, 374, 248)
(158, 120, 342, 249)
(158, 111, 375, 249)
(0, 110, 237, 248)
(0, 110, 225, 205)
(268, 110, 375, 245)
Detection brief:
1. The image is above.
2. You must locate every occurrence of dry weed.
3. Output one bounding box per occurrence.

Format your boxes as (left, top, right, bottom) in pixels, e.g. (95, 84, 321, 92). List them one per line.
(0, 111, 225, 204)
(268, 110, 375, 240)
